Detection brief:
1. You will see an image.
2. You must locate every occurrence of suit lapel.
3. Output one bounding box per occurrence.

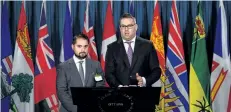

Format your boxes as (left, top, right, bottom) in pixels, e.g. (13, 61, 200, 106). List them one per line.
(118, 39, 130, 68)
(130, 37, 141, 70)
(84, 58, 92, 86)
(68, 58, 84, 86)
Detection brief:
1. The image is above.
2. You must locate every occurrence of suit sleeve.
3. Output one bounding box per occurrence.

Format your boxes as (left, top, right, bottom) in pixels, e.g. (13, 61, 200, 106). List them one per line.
(95, 61, 106, 87)
(105, 45, 120, 87)
(145, 43, 161, 86)
(56, 65, 77, 112)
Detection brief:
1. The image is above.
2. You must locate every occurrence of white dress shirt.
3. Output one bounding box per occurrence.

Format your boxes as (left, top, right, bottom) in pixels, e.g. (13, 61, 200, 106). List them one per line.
(73, 55, 86, 78)
(121, 36, 146, 87)
(122, 36, 136, 53)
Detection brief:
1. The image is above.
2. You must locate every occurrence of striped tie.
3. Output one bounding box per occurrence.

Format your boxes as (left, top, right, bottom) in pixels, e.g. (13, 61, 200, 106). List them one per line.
(125, 41, 133, 66)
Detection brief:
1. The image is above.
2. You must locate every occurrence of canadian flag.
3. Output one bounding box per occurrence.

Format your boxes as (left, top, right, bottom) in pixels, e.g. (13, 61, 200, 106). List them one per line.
(100, 0, 117, 71)
(100, 1, 117, 87)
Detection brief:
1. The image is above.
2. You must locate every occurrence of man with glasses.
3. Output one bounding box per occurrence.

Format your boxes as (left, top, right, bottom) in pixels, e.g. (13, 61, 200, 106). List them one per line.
(105, 13, 161, 87)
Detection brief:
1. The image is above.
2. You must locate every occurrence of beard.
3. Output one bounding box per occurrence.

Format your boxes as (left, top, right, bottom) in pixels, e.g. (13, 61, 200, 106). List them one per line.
(75, 52, 87, 59)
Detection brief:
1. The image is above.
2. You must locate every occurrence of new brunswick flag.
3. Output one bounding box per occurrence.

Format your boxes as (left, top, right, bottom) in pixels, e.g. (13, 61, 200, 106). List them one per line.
(150, 1, 166, 112)
(189, 1, 212, 112)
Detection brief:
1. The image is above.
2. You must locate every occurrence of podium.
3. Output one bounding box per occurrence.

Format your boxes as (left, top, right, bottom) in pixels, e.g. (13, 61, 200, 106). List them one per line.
(70, 87, 161, 112)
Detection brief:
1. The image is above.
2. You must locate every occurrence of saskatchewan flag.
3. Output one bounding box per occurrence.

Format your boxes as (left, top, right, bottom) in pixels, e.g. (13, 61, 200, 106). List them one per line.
(189, 1, 212, 112)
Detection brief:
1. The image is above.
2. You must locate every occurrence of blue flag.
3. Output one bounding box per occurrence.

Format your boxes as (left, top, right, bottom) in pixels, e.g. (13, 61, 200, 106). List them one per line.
(1, 2, 13, 112)
(129, 0, 134, 16)
(60, 2, 73, 62)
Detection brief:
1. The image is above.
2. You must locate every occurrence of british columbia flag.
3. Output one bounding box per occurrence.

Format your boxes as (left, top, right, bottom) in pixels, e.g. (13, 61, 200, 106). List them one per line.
(34, 2, 59, 112)
(165, 1, 189, 111)
(82, 1, 98, 61)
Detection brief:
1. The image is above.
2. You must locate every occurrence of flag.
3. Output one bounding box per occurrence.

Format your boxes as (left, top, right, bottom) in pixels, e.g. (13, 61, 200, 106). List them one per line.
(34, 2, 59, 112)
(149, 1, 166, 112)
(101, 0, 117, 71)
(227, 85, 231, 112)
(189, 1, 212, 112)
(82, 1, 98, 61)
(101, 1, 117, 87)
(165, 1, 189, 111)
(10, 2, 34, 112)
(60, 2, 73, 62)
(210, 1, 231, 112)
(129, 0, 135, 16)
(1, 2, 13, 112)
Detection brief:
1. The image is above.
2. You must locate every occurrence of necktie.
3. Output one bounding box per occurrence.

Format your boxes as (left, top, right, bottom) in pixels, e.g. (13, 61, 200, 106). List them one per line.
(125, 41, 133, 66)
(79, 61, 85, 86)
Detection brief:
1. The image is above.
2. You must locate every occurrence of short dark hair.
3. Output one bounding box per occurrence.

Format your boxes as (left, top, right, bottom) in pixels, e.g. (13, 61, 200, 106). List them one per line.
(72, 33, 89, 45)
(119, 13, 136, 25)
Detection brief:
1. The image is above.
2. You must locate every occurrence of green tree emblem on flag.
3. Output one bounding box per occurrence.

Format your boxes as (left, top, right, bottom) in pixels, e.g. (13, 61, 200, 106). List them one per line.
(11, 73, 33, 102)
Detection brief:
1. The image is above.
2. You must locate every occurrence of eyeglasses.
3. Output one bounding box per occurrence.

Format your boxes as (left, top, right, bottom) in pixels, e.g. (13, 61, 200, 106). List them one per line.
(120, 24, 136, 29)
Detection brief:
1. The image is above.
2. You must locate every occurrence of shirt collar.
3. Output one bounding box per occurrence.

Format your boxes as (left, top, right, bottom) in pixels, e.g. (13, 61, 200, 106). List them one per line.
(73, 55, 86, 64)
(122, 36, 136, 43)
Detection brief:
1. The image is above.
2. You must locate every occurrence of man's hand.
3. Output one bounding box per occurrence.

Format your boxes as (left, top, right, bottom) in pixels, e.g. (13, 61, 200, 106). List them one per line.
(136, 73, 143, 87)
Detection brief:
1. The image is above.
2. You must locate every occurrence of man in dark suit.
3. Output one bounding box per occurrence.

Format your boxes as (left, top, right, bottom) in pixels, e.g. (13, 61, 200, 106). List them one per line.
(105, 13, 161, 87)
(56, 34, 105, 112)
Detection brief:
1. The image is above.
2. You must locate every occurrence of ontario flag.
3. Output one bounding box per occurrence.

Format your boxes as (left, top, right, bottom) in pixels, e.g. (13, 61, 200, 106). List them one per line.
(60, 2, 73, 62)
(210, 1, 231, 112)
(82, 1, 98, 61)
(101, 0, 117, 71)
(165, 1, 189, 111)
(34, 2, 59, 112)
(10, 2, 34, 112)
(149, 1, 166, 111)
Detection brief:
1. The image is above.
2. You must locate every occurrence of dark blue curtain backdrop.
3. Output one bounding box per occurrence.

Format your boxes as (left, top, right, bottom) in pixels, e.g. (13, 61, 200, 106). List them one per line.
(2, 1, 231, 70)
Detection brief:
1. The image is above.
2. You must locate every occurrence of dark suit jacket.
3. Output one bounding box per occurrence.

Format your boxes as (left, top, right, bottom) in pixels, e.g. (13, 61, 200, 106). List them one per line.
(105, 37, 161, 87)
(56, 58, 105, 112)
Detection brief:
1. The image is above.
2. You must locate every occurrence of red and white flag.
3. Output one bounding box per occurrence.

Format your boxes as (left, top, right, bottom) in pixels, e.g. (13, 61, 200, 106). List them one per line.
(34, 2, 59, 112)
(83, 1, 98, 61)
(100, 0, 117, 71)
